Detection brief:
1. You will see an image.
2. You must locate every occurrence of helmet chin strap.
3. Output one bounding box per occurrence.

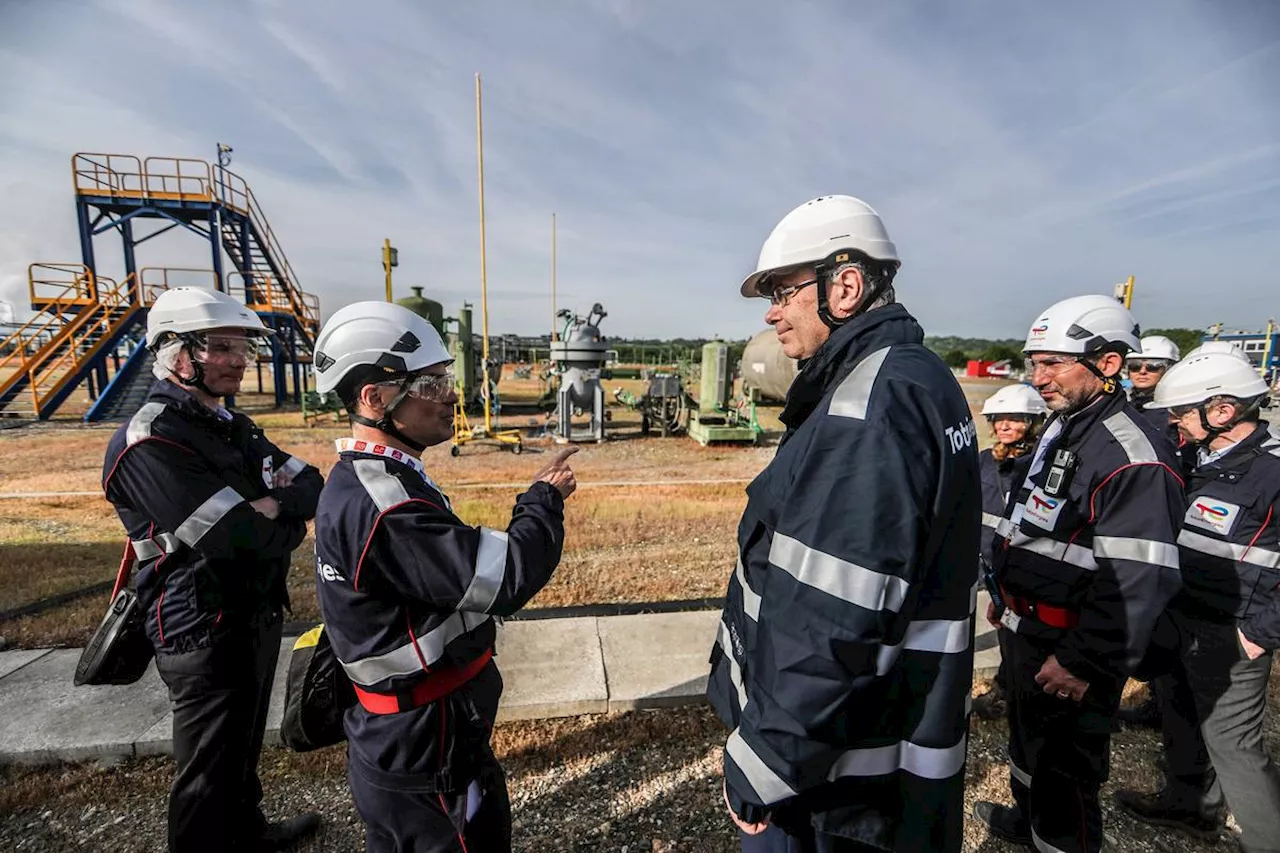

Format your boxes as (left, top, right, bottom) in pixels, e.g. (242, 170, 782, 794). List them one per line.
(350, 376, 426, 452)
(167, 337, 220, 398)
(1193, 398, 1261, 448)
(1079, 358, 1120, 396)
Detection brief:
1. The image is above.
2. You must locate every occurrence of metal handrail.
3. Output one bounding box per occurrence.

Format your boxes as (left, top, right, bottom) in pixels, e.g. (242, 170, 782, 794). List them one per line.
(71, 153, 145, 196)
(213, 167, 311, 322)
(142, 157, 213, 201)
(0, 265, 95, 382)
(27, 274, 139, 415)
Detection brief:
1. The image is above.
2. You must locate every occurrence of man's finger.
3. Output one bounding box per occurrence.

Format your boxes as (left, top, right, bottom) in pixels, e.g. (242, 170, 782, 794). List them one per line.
(551, 446, 580, 465)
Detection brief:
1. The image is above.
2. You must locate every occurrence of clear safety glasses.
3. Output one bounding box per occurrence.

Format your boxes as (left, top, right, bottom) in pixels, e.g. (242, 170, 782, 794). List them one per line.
(1023, 355, 1083, 378)
(380, 371, 457, 402)
(193, 334, 266, 362)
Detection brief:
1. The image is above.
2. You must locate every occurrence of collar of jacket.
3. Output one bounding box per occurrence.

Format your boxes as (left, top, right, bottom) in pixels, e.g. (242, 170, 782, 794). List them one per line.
(1129, 388, 1154, 409)
(1193, 420, 1271, 475)
(779, 303, 923, 431)
(147, 379, 238, 432)
(1047, 384, 1130, 445)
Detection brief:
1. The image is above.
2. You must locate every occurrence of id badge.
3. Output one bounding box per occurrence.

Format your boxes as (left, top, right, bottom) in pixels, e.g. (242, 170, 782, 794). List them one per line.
(1000, 608, 1022, 633)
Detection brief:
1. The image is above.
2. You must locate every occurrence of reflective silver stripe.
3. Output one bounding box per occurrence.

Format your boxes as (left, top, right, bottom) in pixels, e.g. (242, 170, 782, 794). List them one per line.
(340, 610, 492, 686)
(1009, 530, 1097, 571)
(1103, 412, 1158, 464)
(726, 728, 796, 804)
(457, 528, 508, 613)
(280, 455, 308, 478)
(829, 346, 891, 420)
(982, 512, 1003, 531)
(1009, 758, 1033, 788)
(717, 620, 748, 710)
(769, 533, 910, 612)
(996, 517, 1016, 538)
(735, 556, 761, 621)
(130, 532, 181, 561)
(1032, 826, 1071, 853)
(126, 402, 167, 445)
(827, 736, 967, 781)
(175, 486, 244, 547)
(970, 579, 980, 613)
(1093, 535, 1179, 569)
(876, 617, 971, 675)
(1178, 529, 1280, 569)
(354, 459, 411, 513)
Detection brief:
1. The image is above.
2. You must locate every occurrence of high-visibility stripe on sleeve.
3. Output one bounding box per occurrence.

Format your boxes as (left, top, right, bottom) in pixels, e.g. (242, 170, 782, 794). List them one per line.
(175, 486, 244, 547)
(1179, 529, 1280, 569)
(875, 617, 971, 675)
(717, 620, 748, 710)
(279, 455, 309, 478)
(457, 528, 509, 613)
(769, 533, 910, 612)
(1102, 412, 1158, 464)
(726, 728, 797, 805)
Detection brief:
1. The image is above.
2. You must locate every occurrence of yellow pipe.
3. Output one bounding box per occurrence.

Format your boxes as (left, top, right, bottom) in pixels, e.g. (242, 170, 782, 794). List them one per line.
(383, 237, 393, 302)
(476, 72, 493, 432)
(1263, 319, 1275, 379)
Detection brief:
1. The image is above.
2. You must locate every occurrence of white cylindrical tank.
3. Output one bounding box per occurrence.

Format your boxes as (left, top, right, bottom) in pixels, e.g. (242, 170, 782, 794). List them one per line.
(741, 329, 798, 402)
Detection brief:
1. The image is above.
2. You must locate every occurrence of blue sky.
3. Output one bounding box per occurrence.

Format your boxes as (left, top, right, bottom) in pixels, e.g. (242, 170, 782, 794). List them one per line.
(1, 0, 1277, 340)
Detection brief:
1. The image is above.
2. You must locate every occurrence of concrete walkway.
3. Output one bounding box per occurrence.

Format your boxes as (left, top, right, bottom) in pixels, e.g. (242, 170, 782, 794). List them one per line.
(0, 597, 1000, 766)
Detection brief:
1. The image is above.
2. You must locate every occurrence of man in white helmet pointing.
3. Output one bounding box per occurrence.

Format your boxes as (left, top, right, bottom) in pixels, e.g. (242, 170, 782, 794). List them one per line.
(311, 302, 578, 852)
(974, 295, 1185, 853)
(707, 196, 981, 851)
(102, 287, 324, 851)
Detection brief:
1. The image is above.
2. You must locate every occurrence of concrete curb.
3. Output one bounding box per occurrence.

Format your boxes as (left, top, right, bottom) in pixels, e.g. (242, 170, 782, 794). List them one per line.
(0, 607, 1001, 766)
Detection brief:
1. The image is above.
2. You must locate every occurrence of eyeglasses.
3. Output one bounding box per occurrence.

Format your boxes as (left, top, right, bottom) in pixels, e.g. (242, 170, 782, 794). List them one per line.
(1126, 360, 1169, 374)
(1023, 355, 1083, 377)
(380, 371, 457, 401)
(766, 278, 817, 307)
(194, 335, 264, 361)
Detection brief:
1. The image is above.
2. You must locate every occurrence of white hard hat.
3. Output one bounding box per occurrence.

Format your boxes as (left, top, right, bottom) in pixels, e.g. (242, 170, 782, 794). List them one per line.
(146, 287, 273, 348)
(1134, 335, 1180, 363)
(981, 384, 1047, 418)
(1145, 352, 1268, 409)
(313, 301, 452, 395)
(1182, 340, 1251, 363)
(740, 195, 899, 298)
(1023, 295, 1141, 355)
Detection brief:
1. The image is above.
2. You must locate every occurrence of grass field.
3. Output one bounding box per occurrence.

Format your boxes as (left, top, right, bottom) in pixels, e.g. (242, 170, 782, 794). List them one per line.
(0, 375, 1010, 648)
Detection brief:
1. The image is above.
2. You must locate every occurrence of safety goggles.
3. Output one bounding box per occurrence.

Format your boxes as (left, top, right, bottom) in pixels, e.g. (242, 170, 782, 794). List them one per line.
(1023, 355, 1083, 377)
(764, 278, 817, 307)
(1168, 403, 1200, 419)
(193, 334, 265, 361)
(1126, 359, 1169, 374)
(380, 371, 456, 401)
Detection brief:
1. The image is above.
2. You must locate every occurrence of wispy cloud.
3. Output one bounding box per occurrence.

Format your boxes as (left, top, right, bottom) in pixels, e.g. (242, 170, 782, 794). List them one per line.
(0, 0, 1277, 340)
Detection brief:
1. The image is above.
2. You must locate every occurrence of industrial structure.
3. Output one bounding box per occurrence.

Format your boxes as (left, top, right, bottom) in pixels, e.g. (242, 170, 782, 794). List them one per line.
(687, 340, 760, 446)
(1205, 322, 1280, 382)
(549, 303, 611, 442)
(740, 328, 798, 403)
(0, 150, 320, 421)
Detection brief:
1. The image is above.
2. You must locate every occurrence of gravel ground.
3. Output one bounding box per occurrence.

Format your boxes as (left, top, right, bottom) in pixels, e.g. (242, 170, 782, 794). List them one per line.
(2, 689, 1271, 853)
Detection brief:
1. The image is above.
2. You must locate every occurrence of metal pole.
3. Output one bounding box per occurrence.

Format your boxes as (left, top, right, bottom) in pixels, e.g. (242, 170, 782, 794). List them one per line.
(551, 212, 557, 340)
(476, 72, 493, 431)
(384, 238, 393, 302)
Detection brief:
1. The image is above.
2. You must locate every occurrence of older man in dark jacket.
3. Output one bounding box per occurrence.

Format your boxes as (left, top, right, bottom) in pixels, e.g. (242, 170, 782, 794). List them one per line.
(707, 196, 980, 853)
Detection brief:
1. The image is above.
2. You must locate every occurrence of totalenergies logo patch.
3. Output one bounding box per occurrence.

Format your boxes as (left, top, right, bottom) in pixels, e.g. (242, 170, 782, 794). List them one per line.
(1195, 503, 1229, 520)
(1031, 494, 1059, 511)
(1031, 324, 1049, 334)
